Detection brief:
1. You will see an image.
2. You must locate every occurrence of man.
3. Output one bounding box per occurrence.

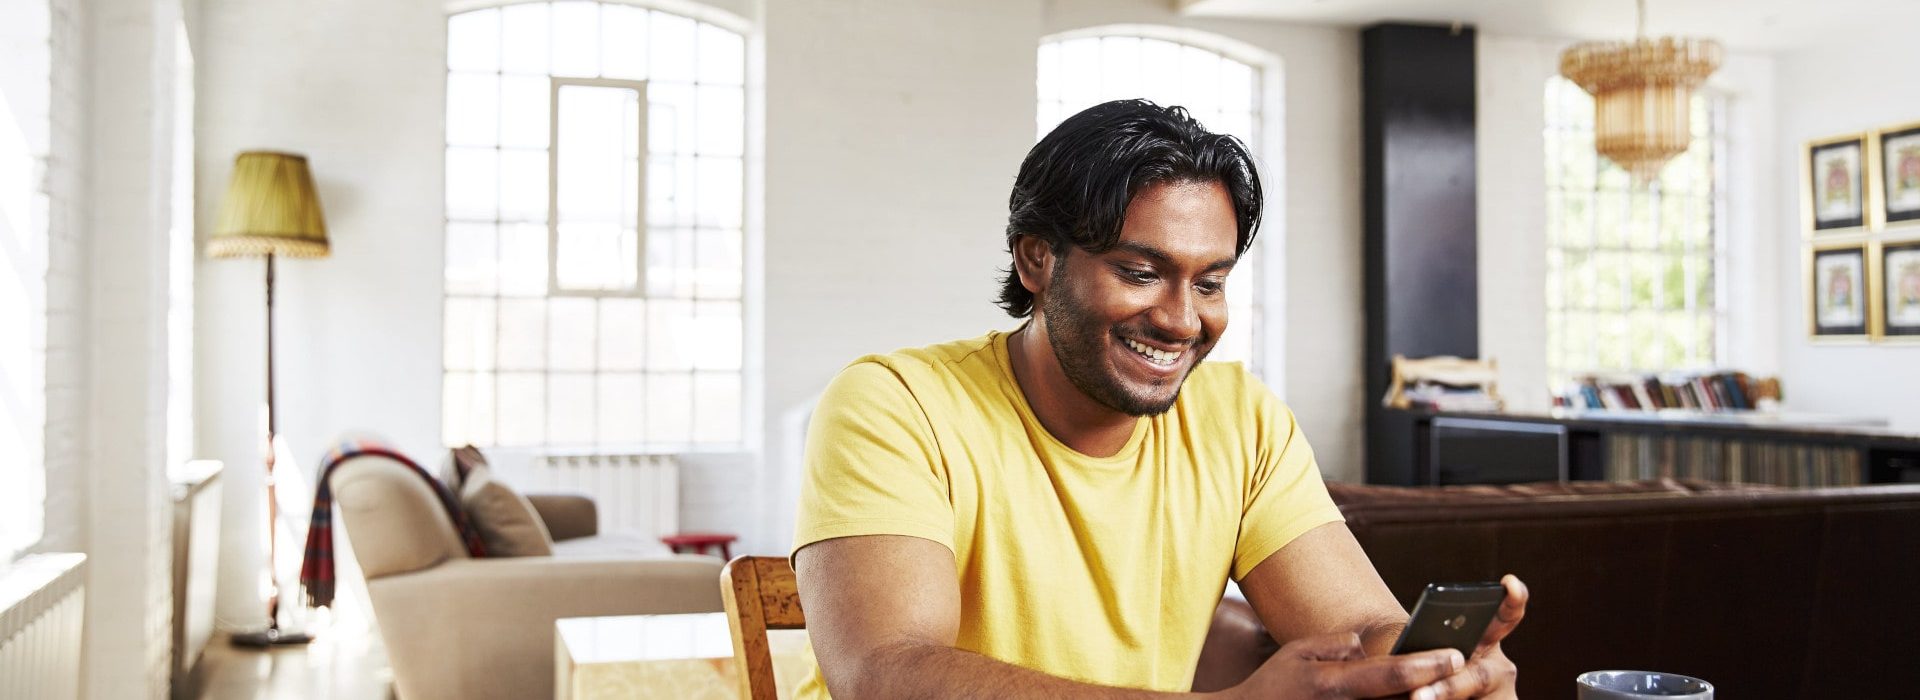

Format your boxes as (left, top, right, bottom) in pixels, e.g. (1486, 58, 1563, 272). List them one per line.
(792, 100, 1527, 699)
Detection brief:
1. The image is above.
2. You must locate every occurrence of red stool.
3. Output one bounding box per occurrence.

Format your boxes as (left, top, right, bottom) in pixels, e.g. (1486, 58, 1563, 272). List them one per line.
(660, 532, 738, 560)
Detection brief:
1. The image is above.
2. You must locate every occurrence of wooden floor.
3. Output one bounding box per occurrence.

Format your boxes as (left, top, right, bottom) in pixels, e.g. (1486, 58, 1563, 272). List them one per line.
(189, 609, 393, 700)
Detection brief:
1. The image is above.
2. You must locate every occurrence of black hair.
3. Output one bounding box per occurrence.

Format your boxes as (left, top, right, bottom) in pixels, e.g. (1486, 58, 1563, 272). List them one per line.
(996, 99, 1263, 318)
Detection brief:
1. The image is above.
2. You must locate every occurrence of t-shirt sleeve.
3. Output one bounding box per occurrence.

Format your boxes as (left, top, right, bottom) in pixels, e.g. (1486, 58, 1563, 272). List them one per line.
(1231, 375, 1345, 581)
(791, 360, 955, 558)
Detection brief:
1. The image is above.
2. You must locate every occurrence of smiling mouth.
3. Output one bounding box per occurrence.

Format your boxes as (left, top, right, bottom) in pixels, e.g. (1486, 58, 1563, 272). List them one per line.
(1121, 337, 1183, 367)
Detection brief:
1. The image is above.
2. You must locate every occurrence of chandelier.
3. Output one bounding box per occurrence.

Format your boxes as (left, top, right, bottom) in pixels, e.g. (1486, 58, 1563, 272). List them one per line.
(1559, 0, 1722, 182)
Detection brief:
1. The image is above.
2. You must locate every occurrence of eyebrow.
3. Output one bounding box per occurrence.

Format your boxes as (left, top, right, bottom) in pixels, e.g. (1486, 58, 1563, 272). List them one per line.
(1111, 240, 1237, 274)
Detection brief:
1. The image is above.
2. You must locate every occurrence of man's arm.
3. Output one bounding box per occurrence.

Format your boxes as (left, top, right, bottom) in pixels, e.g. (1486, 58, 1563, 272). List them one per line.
(797, 534, 1468, 700)
(1237, 522, 1410, 655)
(1238, 522, 1525, 699)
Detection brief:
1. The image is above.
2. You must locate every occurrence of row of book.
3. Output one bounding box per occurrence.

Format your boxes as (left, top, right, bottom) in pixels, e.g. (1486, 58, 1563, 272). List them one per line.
(1602, 434, 1864, 488)
(1555, 371, 1779, 412)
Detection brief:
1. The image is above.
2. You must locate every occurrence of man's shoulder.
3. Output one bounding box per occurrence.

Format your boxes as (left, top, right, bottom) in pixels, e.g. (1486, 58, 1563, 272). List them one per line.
(834, 332, 1003, 386)
(819, 332, 1006, 407)
(1178, 361, 1292, 422)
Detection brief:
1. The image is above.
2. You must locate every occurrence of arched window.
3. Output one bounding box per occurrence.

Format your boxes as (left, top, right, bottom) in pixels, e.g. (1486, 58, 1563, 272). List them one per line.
(1036, 29, 1268, 376)
(1544, 75, 1725, 384)
(443, 1, 747, 449)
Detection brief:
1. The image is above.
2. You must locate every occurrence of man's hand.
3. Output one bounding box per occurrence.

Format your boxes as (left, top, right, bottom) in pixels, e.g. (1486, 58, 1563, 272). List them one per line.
(1220, 632, 1464, 700)
(1405, 574, 1529, 700)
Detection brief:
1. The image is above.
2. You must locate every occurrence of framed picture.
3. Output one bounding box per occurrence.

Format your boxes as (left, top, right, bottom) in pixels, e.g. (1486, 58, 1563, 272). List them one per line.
(1808, 242, 1870, 339)
(1874, 123, 1920, 229)
(1805, 134, 1867, 234)
(1876, 238, 1920, 339)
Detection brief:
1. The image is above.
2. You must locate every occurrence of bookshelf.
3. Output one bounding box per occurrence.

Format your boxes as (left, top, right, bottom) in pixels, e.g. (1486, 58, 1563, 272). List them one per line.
(1377, 407, 1920, 488)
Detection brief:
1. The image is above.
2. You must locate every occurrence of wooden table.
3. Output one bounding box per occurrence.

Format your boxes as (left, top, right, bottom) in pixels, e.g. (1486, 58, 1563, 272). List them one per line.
(554, 612, 815, 700)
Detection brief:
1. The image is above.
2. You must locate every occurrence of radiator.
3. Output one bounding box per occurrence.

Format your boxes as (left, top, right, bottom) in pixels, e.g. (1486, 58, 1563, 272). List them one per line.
(0, 552, 87, 700)
(530, 454, 679, 540)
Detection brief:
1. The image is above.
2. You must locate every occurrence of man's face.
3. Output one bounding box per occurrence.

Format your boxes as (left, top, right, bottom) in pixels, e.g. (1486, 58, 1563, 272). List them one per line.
(1039, 179, 1239, 416)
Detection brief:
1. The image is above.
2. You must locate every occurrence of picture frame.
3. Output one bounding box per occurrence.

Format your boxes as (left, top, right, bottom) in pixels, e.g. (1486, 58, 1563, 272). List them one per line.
(1804, 133, 1868, 235)
(1875, 237, 1920, 340)
(1873, 122, 1920, 230)
(1808, 241, 1870, 340)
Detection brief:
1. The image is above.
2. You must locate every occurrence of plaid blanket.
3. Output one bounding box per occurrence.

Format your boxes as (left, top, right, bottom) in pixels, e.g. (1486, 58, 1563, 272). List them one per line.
(298, 438, 487, 607)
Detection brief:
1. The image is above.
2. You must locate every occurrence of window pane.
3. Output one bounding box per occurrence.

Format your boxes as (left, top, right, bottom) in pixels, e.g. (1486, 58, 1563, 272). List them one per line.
(696, 156, 741, 228)
(597, 372, 645, 444)
(447, 9, 500, 73)
(499, 148, 548, 222)
(498, 299, 547, 370)
(446, 147, 497, 220)
(645, 372, 692, 444)
(443, 371, 496, 447)
(1036, 42, 1059, 100)
(447, 73, 499, 147)
(446, 222, 497, 295)
(648, 82, 692, 156)
(499, 75, 550, 150)
(598, 298, 646, 370)
(696, 85, 744, 157)
(693, 372, 741, 444)
(557, 84, 632, 222)
(496, 373, 546, 446)
(648, 11, 695, 83)
(499, 3, 550, 75)
(647, 299, 693, 370)
(551, 1, 600, 77)
(601, 7, 647, 81)
(498, 223, 549, 296)
(548, 297, 596, 371)
(692, 301, 742, 370)
(694, 229, 742, 299)
(557, 221, 635, 290)
(548, 372, 595, 445)
(697, 22, 744, 86)
(444, 297, 497, 371)
(1057, 38, 1097, 108)
(1593, 251, 1625, 311)
(1628, 253, 1657, 308)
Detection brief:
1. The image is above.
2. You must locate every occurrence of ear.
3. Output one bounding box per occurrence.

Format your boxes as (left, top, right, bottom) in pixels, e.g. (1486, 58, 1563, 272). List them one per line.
(1011, 234, 1056, 297)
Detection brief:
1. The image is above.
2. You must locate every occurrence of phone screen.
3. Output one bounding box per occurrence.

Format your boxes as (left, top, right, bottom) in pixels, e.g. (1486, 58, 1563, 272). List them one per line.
(1389, 582, 1505, 658)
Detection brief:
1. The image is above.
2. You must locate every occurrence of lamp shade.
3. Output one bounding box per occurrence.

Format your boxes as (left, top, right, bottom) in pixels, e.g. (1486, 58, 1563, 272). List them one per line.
(208, 151, 330, 258)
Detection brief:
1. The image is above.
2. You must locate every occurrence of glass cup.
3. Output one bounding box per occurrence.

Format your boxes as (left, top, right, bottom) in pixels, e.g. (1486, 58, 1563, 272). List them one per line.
(1576, 670, 1714, 699)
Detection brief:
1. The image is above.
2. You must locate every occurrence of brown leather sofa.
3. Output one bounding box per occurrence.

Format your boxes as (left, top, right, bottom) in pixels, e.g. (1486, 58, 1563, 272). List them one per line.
(1195, 480, 1920, 698)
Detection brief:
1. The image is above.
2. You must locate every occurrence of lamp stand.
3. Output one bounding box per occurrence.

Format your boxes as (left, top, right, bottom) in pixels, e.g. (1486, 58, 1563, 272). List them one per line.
(232, 254, 313, 648)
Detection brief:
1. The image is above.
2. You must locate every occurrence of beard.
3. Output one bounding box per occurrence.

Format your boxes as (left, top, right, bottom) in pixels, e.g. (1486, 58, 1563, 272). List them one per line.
(1039, 267, 1213, 417)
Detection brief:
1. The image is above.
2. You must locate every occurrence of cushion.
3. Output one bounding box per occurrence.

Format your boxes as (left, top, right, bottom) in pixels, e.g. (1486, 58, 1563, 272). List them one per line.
(459, 465, 555, 557)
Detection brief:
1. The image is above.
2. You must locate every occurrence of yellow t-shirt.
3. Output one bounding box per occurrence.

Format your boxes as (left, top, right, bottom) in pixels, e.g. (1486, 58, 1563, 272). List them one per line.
(791, 330, 1343, 696)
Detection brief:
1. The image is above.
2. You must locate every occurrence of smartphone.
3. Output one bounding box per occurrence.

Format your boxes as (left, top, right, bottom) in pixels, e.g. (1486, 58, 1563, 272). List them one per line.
(1388, 582, 1506, 658)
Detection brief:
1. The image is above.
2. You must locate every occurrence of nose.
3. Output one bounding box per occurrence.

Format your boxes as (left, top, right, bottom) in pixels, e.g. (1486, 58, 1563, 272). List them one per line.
(1149, 283, 1202, 343)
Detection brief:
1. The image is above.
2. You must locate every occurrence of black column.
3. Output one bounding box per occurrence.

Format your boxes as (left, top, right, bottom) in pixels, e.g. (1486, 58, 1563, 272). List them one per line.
(1362, 23, 1478, 485)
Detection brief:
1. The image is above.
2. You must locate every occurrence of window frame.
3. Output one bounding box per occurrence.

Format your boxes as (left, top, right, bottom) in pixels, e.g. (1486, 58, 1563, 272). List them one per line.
(441, 0, 749, 451)
(1543, 75, 1731, 385)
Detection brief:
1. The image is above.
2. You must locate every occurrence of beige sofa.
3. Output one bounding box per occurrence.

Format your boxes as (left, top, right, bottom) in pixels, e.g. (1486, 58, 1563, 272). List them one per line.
(328, 455, 724, 700)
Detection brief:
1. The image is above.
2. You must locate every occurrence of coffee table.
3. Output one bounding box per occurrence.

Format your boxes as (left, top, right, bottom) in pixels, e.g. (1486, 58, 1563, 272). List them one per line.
(554, 612, 815, 700)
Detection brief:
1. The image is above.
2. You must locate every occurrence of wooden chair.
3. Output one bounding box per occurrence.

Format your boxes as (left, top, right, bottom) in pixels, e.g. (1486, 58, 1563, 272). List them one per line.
(722, 556, 806, 700)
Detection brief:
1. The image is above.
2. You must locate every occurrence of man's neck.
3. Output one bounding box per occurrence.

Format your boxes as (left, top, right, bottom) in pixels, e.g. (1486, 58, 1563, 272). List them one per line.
(1007, 321, 1139, 458)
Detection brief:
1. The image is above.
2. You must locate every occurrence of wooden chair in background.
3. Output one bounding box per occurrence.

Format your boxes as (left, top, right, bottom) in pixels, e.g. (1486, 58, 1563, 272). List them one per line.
(722, 556, 806, 700)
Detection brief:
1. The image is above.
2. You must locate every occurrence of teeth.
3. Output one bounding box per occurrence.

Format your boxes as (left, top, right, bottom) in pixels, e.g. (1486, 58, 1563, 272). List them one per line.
(1123, 338, 1181, 366)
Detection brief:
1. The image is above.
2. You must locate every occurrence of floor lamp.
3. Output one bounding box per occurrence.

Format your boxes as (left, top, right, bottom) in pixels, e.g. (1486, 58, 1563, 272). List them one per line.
(208, 151, 330, 647)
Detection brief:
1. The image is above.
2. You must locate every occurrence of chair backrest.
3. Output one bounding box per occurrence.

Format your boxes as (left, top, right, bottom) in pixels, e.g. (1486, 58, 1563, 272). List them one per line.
(721, 556, 805, 700)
